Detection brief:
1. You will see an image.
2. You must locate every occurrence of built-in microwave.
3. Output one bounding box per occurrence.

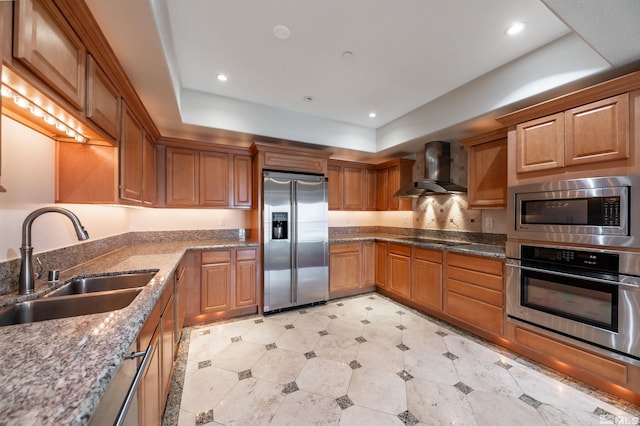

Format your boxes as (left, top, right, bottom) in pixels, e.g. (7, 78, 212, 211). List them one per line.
(507, 176, 640, 248)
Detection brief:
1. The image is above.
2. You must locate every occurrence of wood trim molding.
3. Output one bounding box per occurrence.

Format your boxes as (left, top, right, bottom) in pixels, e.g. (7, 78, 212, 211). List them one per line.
(458, 127, 508, 147)
(159, 137, 252, 155)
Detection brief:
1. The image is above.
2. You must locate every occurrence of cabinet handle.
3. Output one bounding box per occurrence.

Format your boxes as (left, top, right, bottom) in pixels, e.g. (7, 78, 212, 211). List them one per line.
(115, 345, 153, 426)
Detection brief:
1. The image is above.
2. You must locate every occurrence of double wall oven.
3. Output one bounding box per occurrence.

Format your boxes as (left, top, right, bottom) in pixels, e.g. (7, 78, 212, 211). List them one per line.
(506, 176, 640, 365)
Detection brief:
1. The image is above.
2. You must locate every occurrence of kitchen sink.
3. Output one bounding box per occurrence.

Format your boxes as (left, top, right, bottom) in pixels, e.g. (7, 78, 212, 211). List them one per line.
(0, 288, 143, 326)
(45, 271, 157, 298)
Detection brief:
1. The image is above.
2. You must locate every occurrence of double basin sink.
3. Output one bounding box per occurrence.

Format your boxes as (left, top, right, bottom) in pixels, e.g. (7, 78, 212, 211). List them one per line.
(0, 271, 157, 327)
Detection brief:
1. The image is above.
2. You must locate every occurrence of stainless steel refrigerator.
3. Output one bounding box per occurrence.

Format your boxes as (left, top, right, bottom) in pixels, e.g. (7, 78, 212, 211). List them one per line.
(263, 170, 329, 313)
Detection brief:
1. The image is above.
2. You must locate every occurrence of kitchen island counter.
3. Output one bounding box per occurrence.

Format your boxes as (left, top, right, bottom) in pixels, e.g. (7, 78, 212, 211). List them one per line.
(0, 239, 258, 426)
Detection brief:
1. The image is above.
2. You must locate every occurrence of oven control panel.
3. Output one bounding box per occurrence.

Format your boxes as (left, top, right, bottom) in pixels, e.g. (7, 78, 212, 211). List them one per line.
(521, 245, 618, 274)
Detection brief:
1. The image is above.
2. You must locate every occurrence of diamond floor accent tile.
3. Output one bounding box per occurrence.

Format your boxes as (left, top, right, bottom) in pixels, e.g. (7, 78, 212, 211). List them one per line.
(254, 319, 264, 324)
(435, 331, 448, 337)
(398, 410, 419, 426)
(348, 360, 362, 370)
(594, 407, 614, 422)
(454, 381, 473, 395)
(299, 309, 308, 314)
(519, 393, 541, 409)
(337, 303, 344, 306)
(238, 369, 252, 380)
(197, 360, 211, 369)
(265, 343, 277, 350)
(284, 324, 295, 329)
(396, 324, 407, 330)
(328, 314, 338, 319)
(368, 296, 376, 300)
(355, 336, 367, 343)
(397, 370, 414, 381)
(318, 330, 329, 336)
(336, 395, 354, 410)
(304, 351, 317, 359)
(396, 343, 410, 351)
(361, 319, 370, 324)
(199, 329, 211, 336)
(282, 381, 299, 394)
(365, 307, 373, 311)
(231, 336, 242, 343)
(396, 310, 406, 315)
(495, 359, 512, 370)
(443, 351, 458, 360)
(195, 409, 213, 426)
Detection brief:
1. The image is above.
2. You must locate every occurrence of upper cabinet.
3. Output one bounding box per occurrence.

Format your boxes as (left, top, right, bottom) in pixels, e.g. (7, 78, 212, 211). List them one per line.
(163, 142, 253, 209)
(459, 128, 507, 209)
(13, 0, 85, 110)
(86, 54, 120, 140)
(327, 160, 377, 211)
(120, 102, 156, 205)
(376, 158, 414, 211)
(497, 73, 640, 186)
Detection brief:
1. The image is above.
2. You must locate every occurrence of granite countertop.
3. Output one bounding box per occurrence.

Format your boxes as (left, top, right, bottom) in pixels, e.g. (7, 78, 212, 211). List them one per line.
(0, 233, 502, 425)
(329, 233, 506, 259)
(0, 239, 258, 426)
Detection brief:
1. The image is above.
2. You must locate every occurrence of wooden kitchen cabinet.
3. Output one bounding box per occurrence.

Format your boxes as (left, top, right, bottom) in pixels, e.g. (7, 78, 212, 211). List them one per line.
(175, 259, 187, 343)
(514, 94, 629, 176)
(165, 146, 252, 208)
(139, 326, 161, 426)
(86, 54, 120, 141)
(460, 128, 508, 208)
(327, 160, 377, 211)
(142, 131, 157, 205)
(120, 102, 155, 205)
(329, 241, 375, 298)
(376, 159, 414, 211)
(445, 252, 504, 337)
(387, 243, 411, 298)
(375, 242, 387, 288)
(187, 248, 259, 324)
(412, 247, 443, 311)
(13, 0, 86, 110)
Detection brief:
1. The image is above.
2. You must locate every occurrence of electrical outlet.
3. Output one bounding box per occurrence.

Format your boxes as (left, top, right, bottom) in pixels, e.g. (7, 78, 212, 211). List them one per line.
(220, 216, 227, 227)
(485, 217, 494, 229)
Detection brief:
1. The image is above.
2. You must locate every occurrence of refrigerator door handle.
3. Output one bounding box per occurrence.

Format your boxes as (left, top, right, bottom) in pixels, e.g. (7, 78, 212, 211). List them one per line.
(291, 180, 298, 304)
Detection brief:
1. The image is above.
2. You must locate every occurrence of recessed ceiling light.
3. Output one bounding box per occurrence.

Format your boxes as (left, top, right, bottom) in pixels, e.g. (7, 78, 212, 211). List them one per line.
(273, 25, 290, 40)
(341, 51, 354, 60)
(216, 73, 228, 82)
(369, 112, 377, 118)
(506, 21, 525, 36)
(303, 96, 313, 102)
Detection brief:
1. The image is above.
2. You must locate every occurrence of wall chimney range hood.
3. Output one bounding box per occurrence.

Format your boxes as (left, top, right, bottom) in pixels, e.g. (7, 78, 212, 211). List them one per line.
(394, 141, 467, 198)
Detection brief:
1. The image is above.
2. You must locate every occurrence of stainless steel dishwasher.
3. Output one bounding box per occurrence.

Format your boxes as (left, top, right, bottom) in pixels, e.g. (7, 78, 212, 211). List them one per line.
(89, 341, 153, 425)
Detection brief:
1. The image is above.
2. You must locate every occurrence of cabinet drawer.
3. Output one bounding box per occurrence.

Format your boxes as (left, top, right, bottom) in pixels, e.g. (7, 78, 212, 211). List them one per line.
(446, 291, 503, 335)
(236, 248, 256, 261)
(447, 266, 503, 292)
(447, 278, 502, 307)
(202, 250, 231, 264)
(330, 242, 360, 254)
(414, 247, 442, 263)
(447, 253, 503, 276)
(389, 243, 411, 257)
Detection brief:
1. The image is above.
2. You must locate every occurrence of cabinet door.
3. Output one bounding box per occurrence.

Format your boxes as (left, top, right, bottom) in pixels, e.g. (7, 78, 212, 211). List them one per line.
(362, 241, 375, 285)
(201, 262, 231, 313)
(166, 148, 198, 206)
(13, 0, 85, 109)
(232, 154, 253, 208)
(412, 248, 442, 311)
(364, 169, 377, 210)
(565, 94, 629, 166)
(161, 295, 175, 404)
(139, 327, 161, 426)
(467, 138, 507, 208)
(343, 167, 364, 210)
(200, 151, 229, 206)
(375, 242, 387, 287)
(327, 165, 342, 210)
(120, 104, 144, 202)
(329, 243, 361, 292)
(86, 54, 120, 140)
(387, 165, 401, 210)
(142, 132, 156, 205)
(388, 244, 411, 298)
(235, 249, 257, 307)
(376, 168, 389, 210)
(516, 113, 564, 173)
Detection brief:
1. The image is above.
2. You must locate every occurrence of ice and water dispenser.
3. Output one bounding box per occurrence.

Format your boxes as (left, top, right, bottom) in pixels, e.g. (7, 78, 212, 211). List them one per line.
(272, 212, 288, 240)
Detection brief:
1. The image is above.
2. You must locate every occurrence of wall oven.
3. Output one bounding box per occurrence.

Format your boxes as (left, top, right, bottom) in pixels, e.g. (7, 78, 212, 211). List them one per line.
(507, 175, 640, 248)
(506, 242, 640, 365)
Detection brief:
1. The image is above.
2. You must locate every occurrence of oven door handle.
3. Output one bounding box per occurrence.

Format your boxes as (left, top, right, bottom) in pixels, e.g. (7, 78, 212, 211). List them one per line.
(505, 263, 640, 288)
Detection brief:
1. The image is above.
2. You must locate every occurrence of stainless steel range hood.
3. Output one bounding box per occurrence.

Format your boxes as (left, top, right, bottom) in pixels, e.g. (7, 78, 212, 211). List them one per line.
(394, 141, 467, 198)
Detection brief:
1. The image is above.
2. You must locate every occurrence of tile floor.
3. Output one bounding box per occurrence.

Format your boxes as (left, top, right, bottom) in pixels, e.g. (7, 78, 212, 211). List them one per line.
(168, 294, 640, 426)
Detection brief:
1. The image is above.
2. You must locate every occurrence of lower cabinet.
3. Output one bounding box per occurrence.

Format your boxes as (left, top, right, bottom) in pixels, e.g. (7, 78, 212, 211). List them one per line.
(137, 279, 175, 426)
(411, 247, 443, 311)
(329, 241, 375, 298)
(444, 252, 504, 337)
(387, 244, 411, 299)
(185, 247, 259, 325)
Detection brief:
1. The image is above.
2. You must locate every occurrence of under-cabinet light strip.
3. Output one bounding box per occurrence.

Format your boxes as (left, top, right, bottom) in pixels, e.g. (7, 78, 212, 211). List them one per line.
(1, 84, 88, 143)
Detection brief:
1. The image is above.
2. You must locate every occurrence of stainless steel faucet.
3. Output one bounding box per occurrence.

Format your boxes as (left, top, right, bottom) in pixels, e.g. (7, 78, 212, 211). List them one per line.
(19, 207, 89, 295)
